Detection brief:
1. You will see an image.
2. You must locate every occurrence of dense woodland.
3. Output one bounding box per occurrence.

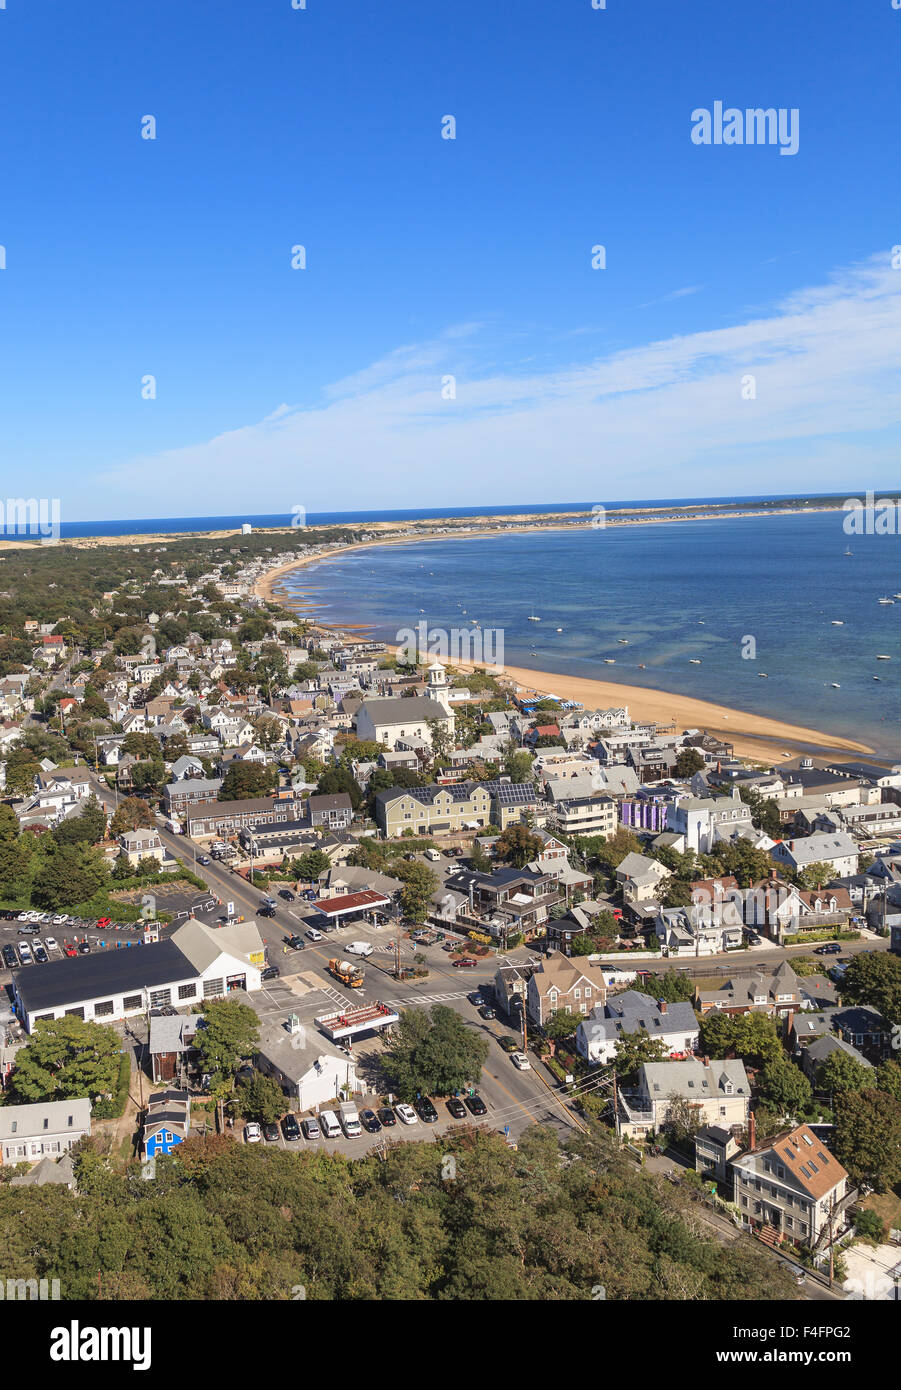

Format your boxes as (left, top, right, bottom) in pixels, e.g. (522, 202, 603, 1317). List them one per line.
(0, 1124, 796, 1301)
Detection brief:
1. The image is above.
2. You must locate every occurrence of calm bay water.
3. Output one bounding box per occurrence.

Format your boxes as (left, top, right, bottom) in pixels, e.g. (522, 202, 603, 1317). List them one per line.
(285, 511, 901, 760)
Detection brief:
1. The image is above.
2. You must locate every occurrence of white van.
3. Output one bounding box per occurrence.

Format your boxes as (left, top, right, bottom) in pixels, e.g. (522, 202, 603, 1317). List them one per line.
(425, 848, 441, 862)
(318, 1110, 342, 1139)
(345, 941, 373, 957)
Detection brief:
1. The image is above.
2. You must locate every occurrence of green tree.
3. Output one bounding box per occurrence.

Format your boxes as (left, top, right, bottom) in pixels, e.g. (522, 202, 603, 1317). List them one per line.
(218, 762, 276, 801)
(544, 1009, 584, 1043)
(238, 1071, 286, 1125)
(314, 765, 363, 811)
(31, 843, 108, 910)
(52, 794, 107, 847)
(495, 824, 543, 869)
(612, 1031, 670, 1082)
(757, 1058, 813, 1116)
(698, 1012, 782, 1069)
(833, 1088, 901, 1192)
(674, 748, 706, 777)
(641, 971, 697, 1004)
(503, 749, 535, 784)
(798, 861, 834, 891)
(8, 1017, 122, 1104)
(195, 999, 260, 1087)
(875, 1058, 901, 1099)
(110, 796, 156, 836)
(841, 952, 901, 1025)
(383, 1005, 489, 1099)
(662, 878, 695, 908)
(293, 849, 331, 882)
(816, 1050, 876, 1095)
(393, 860, 437, 923)
(663, 1094, 703, 1146)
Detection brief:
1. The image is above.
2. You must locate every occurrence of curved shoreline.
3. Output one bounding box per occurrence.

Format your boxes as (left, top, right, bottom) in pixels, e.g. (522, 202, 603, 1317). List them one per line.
(254, 528, 875, 764)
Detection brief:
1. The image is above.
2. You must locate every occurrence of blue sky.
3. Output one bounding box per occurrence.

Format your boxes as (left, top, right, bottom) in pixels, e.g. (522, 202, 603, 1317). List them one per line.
(0, 0, 897, 520)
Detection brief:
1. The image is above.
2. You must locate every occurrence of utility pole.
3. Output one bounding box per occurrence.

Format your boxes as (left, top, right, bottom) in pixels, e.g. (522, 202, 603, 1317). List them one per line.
(521, 995, 528, 1055)
(828, 1194, 835, 1289)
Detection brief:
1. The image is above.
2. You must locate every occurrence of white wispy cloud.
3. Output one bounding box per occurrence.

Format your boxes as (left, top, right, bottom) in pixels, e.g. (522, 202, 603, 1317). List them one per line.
(92, 253, 901, 515)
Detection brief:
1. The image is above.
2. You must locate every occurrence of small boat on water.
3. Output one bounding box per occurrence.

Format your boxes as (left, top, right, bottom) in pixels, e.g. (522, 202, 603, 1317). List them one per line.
(689, 658, 702, 665)
(877, 654, 892, 660)
(556, 627, 563, 633)
(758, 672, 768, 678)
(527, 612, 541, 622)
(604, 658, 615, 664)
(637, 663, 646, 669)
(618, 639, 629, 645)
(845, 547, 853, 556)
(831, 683, 841, 688)
(878, 597, 895, 604)
(831, 620, 844, 626)
(873, 676, 882, 681)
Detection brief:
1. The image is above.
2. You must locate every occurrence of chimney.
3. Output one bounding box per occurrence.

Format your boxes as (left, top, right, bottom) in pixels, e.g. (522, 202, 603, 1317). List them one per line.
(702, 1055, 710, 1068)
(749, 1109, 756, 1151)
(659, 999, 668, 1014)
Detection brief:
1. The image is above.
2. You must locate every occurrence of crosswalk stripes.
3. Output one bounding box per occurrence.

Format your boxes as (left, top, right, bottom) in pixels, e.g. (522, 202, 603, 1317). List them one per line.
(382, 990, 470, 1007)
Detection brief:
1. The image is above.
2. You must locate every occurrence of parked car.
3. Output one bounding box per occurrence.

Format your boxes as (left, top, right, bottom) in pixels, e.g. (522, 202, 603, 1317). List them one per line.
(510, 1052, 531, 1070)
(395, 1103, 418, 1125)
(360, 1109, 382, 1133)
(453, 957, 478, 969)
(51, 915, 68, 926)
(300, 1116, 320, 1141)
(285, 935, 305, 950)
(96, 917, 111, 930)
(44, 937, 58, 951)
(64, 944, 78, 958)
(464, 1094, 487, 1116)
(244, 1123, 262, 1144)
(469, 992, 485, 1007)
(33, 946, 48, 964)
(415, 1097, 439, 1124)
(77, 941, 91, 954)
(281, 1114, 301, 1141)
(479, 1006, 496, 1020)
(376, 1106, 396, 1128)
(442, 942, 455, 952)
(2, 945, 19, 968)
(197, 854, 211, 866)
(498, 1035, 519, 1053)
(258, 905, 277, 919)
(260, 965, 280, 981)
(279, 889, 295, 901)
(262, 1122, 280, 1143)
(815, 943, 842, 955)
(446, 1097, 467, 1119)
(305, 927, 323, 941)
(345, 941, 373, 957)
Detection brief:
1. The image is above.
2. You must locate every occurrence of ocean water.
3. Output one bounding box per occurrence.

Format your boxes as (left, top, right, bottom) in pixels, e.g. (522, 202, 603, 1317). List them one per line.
(0, 491, 860, 539)
(283, 510, 901, 760)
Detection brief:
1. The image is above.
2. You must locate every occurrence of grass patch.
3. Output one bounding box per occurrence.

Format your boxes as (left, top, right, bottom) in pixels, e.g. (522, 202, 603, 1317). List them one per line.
(860, 1185, 901, 1234)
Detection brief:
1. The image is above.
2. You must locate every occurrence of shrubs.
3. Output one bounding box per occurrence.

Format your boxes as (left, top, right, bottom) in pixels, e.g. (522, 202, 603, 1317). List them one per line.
(93, 1051, 132, 1121)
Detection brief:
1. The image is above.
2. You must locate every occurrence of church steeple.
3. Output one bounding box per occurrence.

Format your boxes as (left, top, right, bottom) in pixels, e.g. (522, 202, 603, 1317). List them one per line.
(428, 659, 451, 715)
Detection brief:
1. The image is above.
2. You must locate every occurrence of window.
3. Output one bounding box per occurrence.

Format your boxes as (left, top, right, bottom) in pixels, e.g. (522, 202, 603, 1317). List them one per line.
(123, 994, 143, 1011)
(203, 978, 224, 998)
(178, 984, 196, 1001)
(149, 989, 172, 1008)
(43, 1118, 49, 1130)
(94, 1001, 114, 1018)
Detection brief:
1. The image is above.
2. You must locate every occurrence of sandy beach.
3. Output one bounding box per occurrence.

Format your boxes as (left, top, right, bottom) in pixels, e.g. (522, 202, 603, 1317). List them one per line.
(254, 540, 874, 764)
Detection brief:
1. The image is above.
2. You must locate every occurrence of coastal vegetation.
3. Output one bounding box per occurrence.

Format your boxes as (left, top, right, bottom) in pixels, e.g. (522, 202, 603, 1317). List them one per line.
(0, 1122, 797, 1300)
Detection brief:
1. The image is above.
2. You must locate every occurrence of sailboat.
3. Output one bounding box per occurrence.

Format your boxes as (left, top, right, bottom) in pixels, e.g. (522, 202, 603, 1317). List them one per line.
(844, 547, 853, 556)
